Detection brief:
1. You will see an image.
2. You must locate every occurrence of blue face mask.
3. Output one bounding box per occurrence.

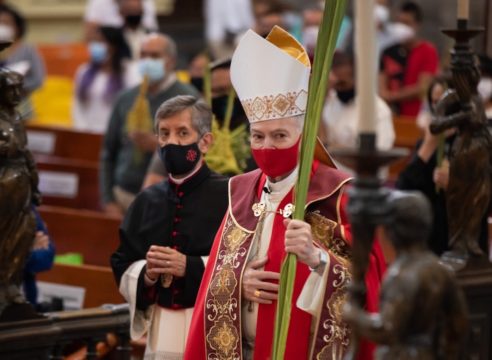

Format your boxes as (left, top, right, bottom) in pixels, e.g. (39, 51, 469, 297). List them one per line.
(88, 41, 108, 64)
(138, 58, 166, 83)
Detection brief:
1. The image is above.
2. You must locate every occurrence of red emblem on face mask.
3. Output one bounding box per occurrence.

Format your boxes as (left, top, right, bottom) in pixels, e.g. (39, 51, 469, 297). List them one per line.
(186, 149, 198, 162)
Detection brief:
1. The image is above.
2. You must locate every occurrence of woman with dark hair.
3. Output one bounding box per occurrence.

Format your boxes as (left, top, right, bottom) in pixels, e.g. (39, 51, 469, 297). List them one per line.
(397, 76, 489, 255)
(0, 4, 45, 118)
(73, 25, 140, 133)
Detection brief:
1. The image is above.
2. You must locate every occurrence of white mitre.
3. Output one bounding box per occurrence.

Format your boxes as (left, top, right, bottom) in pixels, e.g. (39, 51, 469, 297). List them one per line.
(231, 26, 311, 123)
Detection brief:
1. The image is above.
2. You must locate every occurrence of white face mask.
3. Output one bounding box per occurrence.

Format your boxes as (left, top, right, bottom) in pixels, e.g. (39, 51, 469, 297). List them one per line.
(390, 22, 416, 42)
(138, 58, 166, 83)
(0, 24, 14, 43)
(374, 4, 390, 25)
(478, 77, 492, 102)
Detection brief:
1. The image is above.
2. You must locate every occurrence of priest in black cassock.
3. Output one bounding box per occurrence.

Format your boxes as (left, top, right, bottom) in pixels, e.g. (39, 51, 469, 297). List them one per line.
(110, 95, 229, 359)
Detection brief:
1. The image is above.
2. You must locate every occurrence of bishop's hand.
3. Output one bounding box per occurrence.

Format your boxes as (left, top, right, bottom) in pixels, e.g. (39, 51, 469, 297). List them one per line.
(284, 219, 320, 269)
(242, 257, 279, 304)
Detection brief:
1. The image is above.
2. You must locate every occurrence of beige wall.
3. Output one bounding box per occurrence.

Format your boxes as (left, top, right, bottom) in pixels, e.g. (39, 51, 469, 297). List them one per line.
(9, 0, 175, 44)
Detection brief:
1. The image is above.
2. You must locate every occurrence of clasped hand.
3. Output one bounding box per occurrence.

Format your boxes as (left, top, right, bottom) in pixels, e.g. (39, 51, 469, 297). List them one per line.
(145, 245, 186, 281)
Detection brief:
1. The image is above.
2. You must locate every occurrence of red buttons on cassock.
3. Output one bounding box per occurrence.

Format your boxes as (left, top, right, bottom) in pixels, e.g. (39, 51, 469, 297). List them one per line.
(178, 191, 184, 197)
(174, 217, 181, 223)
(172, 231, 178, 237)
(176, 204, 183, 209)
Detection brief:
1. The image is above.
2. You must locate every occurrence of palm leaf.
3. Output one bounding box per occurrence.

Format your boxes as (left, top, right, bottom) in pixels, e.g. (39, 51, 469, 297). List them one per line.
(271, 1, 348, 358)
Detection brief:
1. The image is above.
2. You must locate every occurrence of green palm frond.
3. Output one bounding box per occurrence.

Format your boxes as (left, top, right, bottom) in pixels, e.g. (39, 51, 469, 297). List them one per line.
(272, 1, 348, 358)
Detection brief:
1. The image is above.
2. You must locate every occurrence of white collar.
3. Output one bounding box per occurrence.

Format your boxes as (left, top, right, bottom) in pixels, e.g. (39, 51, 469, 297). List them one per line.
(169, 161, 203, 185)
(264, 166, 299, 202)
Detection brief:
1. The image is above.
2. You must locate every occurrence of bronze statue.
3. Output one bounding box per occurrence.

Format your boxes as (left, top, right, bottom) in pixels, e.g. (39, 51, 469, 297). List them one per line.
(0, 68, 40, 318)
(343, 191, 468, 360)
(430, 57, 492, 266)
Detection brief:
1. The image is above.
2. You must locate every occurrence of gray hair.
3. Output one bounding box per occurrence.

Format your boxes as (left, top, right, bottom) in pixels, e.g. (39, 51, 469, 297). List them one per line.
(142, 32, 177, 60)
(161, 33, 177, 59)
(154, 95, 212, 136)
(293, 114, 305, 130)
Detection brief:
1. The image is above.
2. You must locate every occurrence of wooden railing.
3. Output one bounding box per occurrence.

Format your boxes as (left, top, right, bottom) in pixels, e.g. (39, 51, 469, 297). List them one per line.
(0, 304, 131, 359)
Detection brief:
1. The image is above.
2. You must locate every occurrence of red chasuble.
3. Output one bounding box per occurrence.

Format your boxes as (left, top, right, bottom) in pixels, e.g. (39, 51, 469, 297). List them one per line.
(184, 163, 386, 359)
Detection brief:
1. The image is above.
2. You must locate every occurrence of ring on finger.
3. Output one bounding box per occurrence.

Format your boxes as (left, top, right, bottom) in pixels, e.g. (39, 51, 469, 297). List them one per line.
(254, 289, 261, 298)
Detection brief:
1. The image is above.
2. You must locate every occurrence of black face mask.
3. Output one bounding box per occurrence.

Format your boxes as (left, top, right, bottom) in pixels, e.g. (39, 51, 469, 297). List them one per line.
(211, 95, 245, 125)
(336, 88, 356, 104)
(190, 77, 204, 93)
(158, 142, 201, 176)
(125, 14, 143, 29)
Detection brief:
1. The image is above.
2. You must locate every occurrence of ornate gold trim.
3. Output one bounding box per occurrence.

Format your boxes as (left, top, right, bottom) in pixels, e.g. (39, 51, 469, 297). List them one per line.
(305, 178, 352, 210)
(205, 215, 255, 360)
(227, 180, 256, 234)
(241, 90, 308, 123)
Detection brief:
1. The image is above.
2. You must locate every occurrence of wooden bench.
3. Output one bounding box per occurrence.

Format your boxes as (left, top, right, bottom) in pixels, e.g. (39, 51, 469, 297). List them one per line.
(39, 205, 121, 267)
(27, 125, 103, 163)
(35, 154, 101, 211)
(37, 43, 89, 79)
(37, 263, 123, 308)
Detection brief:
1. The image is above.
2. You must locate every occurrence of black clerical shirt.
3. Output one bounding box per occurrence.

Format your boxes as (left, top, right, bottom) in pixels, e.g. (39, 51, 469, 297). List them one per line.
(111, 164, 229, 310)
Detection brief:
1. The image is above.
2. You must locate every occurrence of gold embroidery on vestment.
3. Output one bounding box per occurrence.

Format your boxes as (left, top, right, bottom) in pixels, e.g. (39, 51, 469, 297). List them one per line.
(306, 211, 351, 261)
(205, 217, 252, 359)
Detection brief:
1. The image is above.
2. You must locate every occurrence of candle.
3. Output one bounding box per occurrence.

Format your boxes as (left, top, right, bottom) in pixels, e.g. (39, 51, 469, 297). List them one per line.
(458, 0, 469, 20)
(355, 0, 377, 133)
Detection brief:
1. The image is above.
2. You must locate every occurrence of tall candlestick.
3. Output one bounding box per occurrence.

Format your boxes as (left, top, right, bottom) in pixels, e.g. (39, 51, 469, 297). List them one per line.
(458, 0, 469, 20)
(355, 0, 377, 134)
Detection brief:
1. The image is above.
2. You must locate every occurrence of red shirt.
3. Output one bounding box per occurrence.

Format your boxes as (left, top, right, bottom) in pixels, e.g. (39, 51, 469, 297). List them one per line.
(401, 41, 439, 116)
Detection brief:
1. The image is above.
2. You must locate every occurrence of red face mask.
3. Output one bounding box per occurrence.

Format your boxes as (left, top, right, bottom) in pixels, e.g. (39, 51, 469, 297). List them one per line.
(251, 137, 301, 178)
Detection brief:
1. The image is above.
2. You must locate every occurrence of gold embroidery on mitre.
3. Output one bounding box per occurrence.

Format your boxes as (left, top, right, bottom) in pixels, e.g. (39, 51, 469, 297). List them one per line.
(272, 94, 290, 115)
(242, 90, 308, 123)
(306, 211, 351, 261)
(206, 316, 240, 359)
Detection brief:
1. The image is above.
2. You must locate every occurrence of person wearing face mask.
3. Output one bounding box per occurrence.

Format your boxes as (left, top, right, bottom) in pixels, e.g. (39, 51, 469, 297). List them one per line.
(72, 26, 139, 133)
(302, 1, 352, 58)
(100, 33, 199, 216)
(84, 0, 157, 30)
(115, 0, 154, 59)
(111, 95, 229, 359)
(379, 1, 439, 117)
(321, 51, 394, 174)
(184, 27, 386, 360)
(0, 4, 45, 119)
(142, 57, 255, 188)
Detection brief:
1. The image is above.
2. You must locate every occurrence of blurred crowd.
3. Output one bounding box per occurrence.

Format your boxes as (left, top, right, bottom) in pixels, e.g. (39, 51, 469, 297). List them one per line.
(2, 0, 492, 284)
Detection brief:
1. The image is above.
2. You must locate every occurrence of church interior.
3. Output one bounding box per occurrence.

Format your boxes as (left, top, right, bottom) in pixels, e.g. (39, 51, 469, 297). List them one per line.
(0, 0, 492, 359)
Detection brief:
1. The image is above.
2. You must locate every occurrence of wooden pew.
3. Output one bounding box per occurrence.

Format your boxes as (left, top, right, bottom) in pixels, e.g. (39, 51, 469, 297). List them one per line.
(392, 116, 422, 148)
(389, 116, 422, 182)
(35, 154, 101, 211)
(39, 205, 121, 267)
(37, 263, 123, 308)
(36, 206, 123, 310)
(27, 125, 103, 163)
(37, 43, 89, 79)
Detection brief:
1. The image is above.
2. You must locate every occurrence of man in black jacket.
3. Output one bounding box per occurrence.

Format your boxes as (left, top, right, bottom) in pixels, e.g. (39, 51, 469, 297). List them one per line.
(111, 95, 228, 359)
